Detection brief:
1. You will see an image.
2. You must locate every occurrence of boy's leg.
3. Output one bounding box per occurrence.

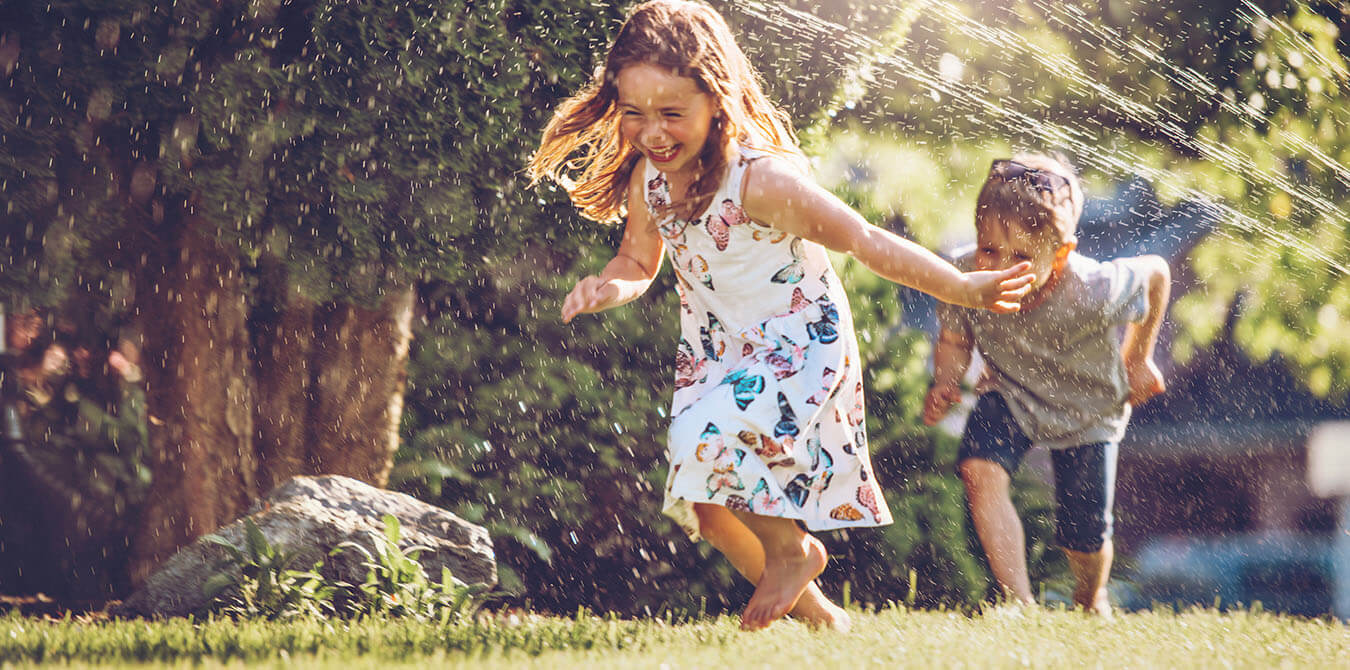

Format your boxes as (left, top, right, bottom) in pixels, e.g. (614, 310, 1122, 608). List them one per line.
(1064, 541, 1113, 615)
(1051, 441, 1117, 615)
(728, 509, 827, 630)
(961, 459, 1034, 604)
(693, 503, 849, 630)
(957, 393, 1035, 604)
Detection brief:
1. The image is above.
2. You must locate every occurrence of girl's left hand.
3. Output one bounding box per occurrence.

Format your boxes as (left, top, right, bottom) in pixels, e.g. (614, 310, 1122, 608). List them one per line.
(960, 262, 1035, 313)
(561, 275, 620, 323)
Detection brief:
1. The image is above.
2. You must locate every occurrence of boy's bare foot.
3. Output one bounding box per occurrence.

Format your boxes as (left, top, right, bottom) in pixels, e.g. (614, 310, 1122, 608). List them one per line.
(1074, 588, 1113, 618)
(741, 535, 827, 630)
(789, 585, 852, 632)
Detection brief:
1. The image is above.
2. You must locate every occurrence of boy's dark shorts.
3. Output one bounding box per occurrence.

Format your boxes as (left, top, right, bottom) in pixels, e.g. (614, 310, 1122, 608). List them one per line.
(957, 392, 1117, 553)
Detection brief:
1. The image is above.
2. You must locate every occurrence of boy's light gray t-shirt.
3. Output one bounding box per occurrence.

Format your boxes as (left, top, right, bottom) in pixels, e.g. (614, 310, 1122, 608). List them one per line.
(938, 252, 1150, 449)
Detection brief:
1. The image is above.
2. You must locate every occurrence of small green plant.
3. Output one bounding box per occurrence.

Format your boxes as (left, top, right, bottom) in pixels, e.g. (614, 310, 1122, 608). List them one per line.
(333, 514, 488, 623)
(202, 518, 336, 621)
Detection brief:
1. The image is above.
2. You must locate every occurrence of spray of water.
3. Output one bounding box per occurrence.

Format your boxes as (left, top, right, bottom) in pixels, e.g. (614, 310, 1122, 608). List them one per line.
(732, 0, 1350, 275)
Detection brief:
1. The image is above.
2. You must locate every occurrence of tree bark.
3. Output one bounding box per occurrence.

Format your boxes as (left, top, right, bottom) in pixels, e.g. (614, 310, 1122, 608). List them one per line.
(305, 287, 415, 486)
(127, 224, 415, 585)
(252, 282, 416, 491)
(129, 215, 257, 585)
(253, 282, 318, 495)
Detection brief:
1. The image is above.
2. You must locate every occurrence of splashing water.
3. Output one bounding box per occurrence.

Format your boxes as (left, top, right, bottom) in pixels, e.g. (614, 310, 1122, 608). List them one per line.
(733, 0, 1350, 275)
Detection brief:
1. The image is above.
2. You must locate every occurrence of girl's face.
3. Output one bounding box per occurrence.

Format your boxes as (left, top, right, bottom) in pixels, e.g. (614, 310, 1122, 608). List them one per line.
(615, 63, 718, 179)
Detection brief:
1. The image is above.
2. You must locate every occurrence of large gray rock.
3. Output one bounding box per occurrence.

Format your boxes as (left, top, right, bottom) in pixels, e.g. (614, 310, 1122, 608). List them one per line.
(114, 475, 495, 618)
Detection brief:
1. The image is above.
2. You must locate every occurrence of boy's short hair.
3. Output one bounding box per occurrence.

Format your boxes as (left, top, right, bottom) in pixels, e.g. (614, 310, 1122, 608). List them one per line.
(975, 152, 1083, 243)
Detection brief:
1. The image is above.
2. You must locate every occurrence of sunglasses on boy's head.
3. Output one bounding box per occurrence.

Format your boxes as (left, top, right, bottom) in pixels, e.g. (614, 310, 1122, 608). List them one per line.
(989, 159, 1072, 195)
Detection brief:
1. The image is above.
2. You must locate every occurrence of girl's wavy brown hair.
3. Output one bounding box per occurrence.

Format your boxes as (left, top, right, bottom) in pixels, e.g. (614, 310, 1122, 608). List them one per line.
(527, 0, 804, 224)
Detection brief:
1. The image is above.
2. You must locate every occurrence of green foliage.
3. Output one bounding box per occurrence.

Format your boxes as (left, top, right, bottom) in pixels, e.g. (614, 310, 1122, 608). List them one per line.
(0, 0, 626, 306)
(333, 514, 489, 623)
(0, 312, 149, 599)
(399, 252, 705, 614)
(713, 0, 931, 141)
(202, 519, 337, 621)
(12, 355, 149, 511)
(0, 0, 627, 599)
(202, 515, 487, 624)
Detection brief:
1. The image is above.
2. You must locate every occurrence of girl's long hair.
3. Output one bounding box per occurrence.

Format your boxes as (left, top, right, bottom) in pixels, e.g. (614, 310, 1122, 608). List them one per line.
(527, 0, 804, 224)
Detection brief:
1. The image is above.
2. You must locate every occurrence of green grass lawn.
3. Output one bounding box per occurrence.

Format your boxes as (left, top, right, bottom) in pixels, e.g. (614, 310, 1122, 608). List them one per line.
(3, 606, 1347, 669)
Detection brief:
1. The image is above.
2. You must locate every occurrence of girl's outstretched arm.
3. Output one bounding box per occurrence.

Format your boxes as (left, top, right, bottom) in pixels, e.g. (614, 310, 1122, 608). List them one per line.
(561, 162, 665, 323)
(741, 157, 1034, 313)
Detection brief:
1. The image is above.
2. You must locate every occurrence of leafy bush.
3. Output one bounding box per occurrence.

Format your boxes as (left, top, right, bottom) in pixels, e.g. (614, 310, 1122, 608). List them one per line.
(202, 519, 336, 621)
(203, 515, 487, 623)
(333, 514, 489, 623)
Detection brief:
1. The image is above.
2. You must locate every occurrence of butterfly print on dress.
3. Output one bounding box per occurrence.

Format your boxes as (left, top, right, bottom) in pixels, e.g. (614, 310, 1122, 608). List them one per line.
(806, 296, 840, 343)
(771, 238, 806, 284)
(674, 338, 707, 390)
(749, 478, 784, 515)
(774, 392, 799, 438)
(722, 368, 766, 410)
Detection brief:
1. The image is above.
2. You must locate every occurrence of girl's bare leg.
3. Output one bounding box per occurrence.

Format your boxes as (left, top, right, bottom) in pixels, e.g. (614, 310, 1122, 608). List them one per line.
(960, 458, 1035, 605)
(693, 503, 850, 630)
(727, 509, 828, 630)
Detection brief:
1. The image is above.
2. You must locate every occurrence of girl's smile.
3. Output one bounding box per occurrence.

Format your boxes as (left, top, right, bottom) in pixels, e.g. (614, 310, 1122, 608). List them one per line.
(649, 145, 678, 164)
(615, 63, 717, 181)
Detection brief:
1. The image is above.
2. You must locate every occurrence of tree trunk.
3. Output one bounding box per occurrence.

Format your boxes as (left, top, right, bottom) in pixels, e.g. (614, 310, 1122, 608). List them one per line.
(129, 215, 256, 585)
(127, 223, 415, 585)
(305, 287, 415, 485)
(253, 282, 318, 495)
(252, 282, 415, 490)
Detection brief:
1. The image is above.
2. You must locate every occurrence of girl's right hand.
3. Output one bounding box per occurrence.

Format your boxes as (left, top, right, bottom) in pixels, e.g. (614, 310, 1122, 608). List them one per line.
(960, 262, 1035, 313)
(561, 275, 621, 323)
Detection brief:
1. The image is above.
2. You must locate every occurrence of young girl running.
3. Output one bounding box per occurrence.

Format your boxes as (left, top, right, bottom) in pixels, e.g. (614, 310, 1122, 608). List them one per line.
(528, 0, 1034, 631)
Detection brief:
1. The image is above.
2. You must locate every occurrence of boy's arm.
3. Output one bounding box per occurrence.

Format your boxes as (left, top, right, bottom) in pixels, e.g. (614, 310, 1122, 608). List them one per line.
(1121, 255, 1171, 405)
(740, 157, 1034, 313)
(923, 327, 975, 426)
(561, 164, 665, 323)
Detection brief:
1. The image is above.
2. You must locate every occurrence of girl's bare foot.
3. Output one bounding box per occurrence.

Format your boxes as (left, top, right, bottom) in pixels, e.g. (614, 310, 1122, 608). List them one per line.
(790, 584, 852, 632)
(741, 534, 827, 630)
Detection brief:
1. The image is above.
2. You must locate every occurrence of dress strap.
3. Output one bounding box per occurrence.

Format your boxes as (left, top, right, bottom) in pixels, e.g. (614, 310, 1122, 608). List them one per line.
(642, 153, 656, 185)
(725, 146, 768, 206)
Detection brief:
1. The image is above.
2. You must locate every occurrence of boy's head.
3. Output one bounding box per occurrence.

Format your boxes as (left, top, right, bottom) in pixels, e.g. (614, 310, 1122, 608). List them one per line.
(974, 153, 1083, 292)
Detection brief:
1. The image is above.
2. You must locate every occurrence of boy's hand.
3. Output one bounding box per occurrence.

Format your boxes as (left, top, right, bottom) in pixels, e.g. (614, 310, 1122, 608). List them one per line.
(562, 275, 620, 323)
(974, 367, 997, 395)
(923, 380, 964, 426)
(959, 262, 1035, 313)
(1125, 356, 1165, 406)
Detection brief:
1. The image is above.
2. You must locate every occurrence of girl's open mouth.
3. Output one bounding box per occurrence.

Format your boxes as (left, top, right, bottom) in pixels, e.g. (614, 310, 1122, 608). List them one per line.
(649, 146, 679, 163)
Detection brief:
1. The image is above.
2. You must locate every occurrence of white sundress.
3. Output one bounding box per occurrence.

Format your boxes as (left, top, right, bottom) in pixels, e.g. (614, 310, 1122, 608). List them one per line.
(652, 146, 893, 540)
